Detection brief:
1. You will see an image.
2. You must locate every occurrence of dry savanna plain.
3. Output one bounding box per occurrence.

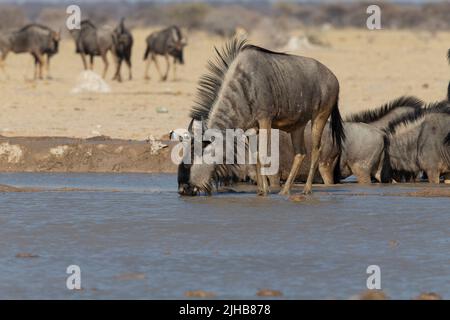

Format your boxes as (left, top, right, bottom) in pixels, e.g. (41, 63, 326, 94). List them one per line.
(0, 27, 450, 172)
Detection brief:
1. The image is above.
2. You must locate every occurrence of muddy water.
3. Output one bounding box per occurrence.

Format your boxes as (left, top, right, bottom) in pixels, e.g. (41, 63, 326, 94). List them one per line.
(0, 173, 449, 299)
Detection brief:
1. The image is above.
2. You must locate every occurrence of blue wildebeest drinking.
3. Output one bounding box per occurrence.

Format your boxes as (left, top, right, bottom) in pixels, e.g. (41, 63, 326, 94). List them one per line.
(112, 18, 133, 82)
(385, 101, 450, 183)
(0, 24, 60, 79)
(70, 20, 116, 78)
(177, 38, 345, 196)
(143, 25, 187, 81)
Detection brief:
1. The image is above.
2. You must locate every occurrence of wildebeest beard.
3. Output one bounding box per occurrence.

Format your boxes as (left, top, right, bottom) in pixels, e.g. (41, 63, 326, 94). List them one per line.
(177, 139, 213, 196)
(170, 47, 184, 64)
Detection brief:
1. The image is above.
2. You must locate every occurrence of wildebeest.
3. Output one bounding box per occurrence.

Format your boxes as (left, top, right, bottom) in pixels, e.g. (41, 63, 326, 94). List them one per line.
(70, 20, 116, 78)
(0, 24, 60, 79)
(300, 121, 388, 184)
(112, 18, 133, 82)
(385, 101, 450, 183)
(178, 38, 345, 196)
(143, 25, 187, 81)
(345, 96, 424, 130)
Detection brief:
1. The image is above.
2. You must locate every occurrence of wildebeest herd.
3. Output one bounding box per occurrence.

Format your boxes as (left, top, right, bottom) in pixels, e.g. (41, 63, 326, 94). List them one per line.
(176, 39, 450, 196)
(0, 19, 449, 197)
(0, 19, 186, 81)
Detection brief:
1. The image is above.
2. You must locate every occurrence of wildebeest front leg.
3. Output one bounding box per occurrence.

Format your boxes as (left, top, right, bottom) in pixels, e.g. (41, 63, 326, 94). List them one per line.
(152, 54, 165, 80)
(0, 51, 9, 79)
(304, 112, 329, 195)
(162, 54, 170, 81)
(319, 161, 336, 185)
(101, 54, 109, 78)
(173, 57, 177, 81)
(279, 125, 306, 195)
(256, 118, 272, 196)
(80, 53, 88, 70)
(144, 56, 152, 80)
(126, 57, 132, 80)
(46, 55, 52, 79)
(89, 55, 94, 70)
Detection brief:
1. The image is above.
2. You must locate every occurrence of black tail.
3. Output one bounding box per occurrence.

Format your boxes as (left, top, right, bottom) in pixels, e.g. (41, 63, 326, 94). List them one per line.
(143, 45, 150, 61)
(330, 97, 346, 150)
(447, 49, 450, 64)
(447, 81, 450, 101)
(380, 135, 392, 183)
(333, 153, 342, 184)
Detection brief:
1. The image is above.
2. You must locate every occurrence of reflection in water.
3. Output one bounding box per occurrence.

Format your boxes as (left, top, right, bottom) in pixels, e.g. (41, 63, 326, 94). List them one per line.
(0, 173, 449, 299)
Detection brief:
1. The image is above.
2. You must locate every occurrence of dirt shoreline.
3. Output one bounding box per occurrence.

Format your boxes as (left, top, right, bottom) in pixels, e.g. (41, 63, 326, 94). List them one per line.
(0, 135, 177, 173)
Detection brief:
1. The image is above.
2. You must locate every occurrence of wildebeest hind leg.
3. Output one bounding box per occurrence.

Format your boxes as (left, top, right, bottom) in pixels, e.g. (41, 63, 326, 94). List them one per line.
(304, 112, 329, 195)
(162, 54, 170, 81)
(101, 54, 109, 78)
(279, 125, 306, 195)
(350, 165, 371, 184)
(319, 163, 335, 185)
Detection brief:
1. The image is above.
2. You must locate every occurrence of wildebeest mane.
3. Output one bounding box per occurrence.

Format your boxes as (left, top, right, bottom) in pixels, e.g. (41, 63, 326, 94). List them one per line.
(189, 38, 287, 120)
(444, 132, 450, 146)
(18, 23, 54, 33)
(385, 100, 450, 134)
(346, 96, 424, 123)
(80, 20, 97, 30)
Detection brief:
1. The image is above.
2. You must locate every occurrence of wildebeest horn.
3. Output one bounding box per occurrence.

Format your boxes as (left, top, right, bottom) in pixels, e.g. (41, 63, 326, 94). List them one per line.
(201, 117, 208, 133)
(187, 118, 194, 133)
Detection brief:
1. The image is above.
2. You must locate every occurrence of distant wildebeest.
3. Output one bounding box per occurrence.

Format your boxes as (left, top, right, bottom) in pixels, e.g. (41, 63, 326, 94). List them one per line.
(112, 18, 133, 82)
(70, 20, 116, 78)
(177, 39, 345, 196)
(0, 24, 60, 79)
(385, 101, 450, 183)
(143, 25, 187, 81)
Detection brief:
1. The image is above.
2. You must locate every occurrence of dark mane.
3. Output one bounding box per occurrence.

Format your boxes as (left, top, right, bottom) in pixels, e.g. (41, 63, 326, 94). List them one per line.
(80, 20, 97, 29)
(386, 100, 450, 134)
(18, 23, 54, 33)
(189, 38, 249, 120)
(346, 96, 424, 123)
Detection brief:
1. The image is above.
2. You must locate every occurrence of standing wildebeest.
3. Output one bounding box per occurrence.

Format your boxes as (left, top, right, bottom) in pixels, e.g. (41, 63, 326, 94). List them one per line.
(385, 101, 450, 183)
(112, 18, 133, 82)
(70, 20, 116, 78)
(143, 25, 187, 81)
(0, 24, 60, 79)
(178, 39, 345, 196)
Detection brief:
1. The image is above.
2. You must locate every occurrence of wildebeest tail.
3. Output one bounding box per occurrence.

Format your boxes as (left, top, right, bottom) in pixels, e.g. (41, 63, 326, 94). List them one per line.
(330, 97, 346, 150)
(380, 135, 392, 183)
(333, 153, 341, 184)
(441, 132, 450, 167)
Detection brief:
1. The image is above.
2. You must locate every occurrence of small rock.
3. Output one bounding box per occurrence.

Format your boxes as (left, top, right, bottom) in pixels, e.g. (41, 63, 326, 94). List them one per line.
(156, 106, 169, 114)
(422, 83, 429, 89)
(256, 289, 283, 297)
(185, 290, 216, 298)
(16, 253, 39, 258)
(414, 292, 442, 300)
(288, 194, 307, 202)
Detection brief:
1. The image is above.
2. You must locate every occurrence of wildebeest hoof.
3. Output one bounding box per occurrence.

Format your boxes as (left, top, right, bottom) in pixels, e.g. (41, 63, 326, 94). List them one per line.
(257, 190, 267, 196)
(278, 189, 290, 196)
(302, 189, 312, 195)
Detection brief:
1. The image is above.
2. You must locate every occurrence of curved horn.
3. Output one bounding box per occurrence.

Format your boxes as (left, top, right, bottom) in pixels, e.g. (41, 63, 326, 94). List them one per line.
(187, 118, 194, 133)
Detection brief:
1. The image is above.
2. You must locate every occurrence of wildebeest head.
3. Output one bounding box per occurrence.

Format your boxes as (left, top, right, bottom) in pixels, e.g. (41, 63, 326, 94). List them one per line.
(49, 30, 60, 54)
(169, 27, 187, 64)
(175, 119, 215, 196)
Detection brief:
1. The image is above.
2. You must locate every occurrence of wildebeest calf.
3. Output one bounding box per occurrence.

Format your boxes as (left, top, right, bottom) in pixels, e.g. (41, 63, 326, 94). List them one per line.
(143, 25, 187, 81)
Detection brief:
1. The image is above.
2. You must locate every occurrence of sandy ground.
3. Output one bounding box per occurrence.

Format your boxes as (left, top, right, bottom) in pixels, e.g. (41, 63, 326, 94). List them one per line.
(1, 28, 450, 140)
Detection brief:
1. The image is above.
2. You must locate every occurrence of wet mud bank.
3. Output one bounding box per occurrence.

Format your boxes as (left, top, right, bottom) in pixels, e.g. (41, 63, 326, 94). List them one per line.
(0, 135, 177, 173)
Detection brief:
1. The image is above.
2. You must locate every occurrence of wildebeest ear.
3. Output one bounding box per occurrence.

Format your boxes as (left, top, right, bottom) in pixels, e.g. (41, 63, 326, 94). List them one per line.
(187, 118, 194, 133)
